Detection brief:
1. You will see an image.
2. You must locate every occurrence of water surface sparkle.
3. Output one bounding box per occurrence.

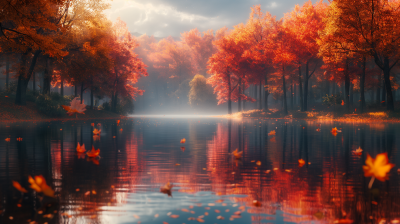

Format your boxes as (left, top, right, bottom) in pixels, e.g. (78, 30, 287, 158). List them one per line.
(0, 118, 399, 223)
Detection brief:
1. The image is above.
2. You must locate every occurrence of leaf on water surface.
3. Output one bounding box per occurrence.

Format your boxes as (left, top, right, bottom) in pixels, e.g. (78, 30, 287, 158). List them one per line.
(268, 130, 276, 136)
(331, 127, 338, 136)
(170, 215, 179, 218)
(298, 159, 306, 167)
(232, 148, 243, 159)
(76, 143, 86, 153)
(87, 146, 100, 157)
(363, 153, 394, 182)
(5, 138, 10, 142)
(217, 216, 224, 220)
(12, 181, 28, 193)
(160, 182, 173, 197)
(93, 128, 101, 135)
(197, 218, 205, 222)
(180, 138, 186, 143)
(256, 161, 261, 166)
(181, 209, 189, 212)
(28, 175, 54, 197)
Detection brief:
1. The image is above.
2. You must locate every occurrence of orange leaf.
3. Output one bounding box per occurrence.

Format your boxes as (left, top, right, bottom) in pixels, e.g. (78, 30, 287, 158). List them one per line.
(180, 138, 186, 143)
(363, 153, 395, 182)
(28, 175, 54, 197)
(298, 159, 306, 167)
(268, 130, 276, 136)
(87, 146, 100, 157)
(170, 215, 179, 218)
(93, 128, 101, 135)
(76, 143, 86, 153)
(12, 181, 27, 193)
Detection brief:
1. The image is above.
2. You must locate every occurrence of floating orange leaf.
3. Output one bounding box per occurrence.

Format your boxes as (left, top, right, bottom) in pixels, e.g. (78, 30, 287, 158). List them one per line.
(232, 148, 243, 159)
(170, 215, 179, 218)
(76, 143, 86, 153)
(253, 200, 262, 207)
(197, 218, 205, 223)
(5, 138, 10, 142)
(363, 153, 394, 182)
(298, 159, 305, 167)
(93, 128, 101, 135)
(117, 120, 120, 125)
(87, 146, 100, 157)
(352, 147, 363, 156)
(62, 97, 86, 116)
(268, 130, 276, 136)
(256, 161, 261, 166)
(180, 138, 186, 143)
(160, 182, 173, 197)
(12, 181, 27, 193)
(341, 100, 345, 106)
(217, 216, 224, 220)
(331, 127, 338, 136)
(181, 209, 189, 212)
(28, 175, 54, 197)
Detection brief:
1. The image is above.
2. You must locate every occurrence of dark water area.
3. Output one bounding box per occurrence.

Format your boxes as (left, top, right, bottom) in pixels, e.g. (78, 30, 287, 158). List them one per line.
(0, 117, 399, 224)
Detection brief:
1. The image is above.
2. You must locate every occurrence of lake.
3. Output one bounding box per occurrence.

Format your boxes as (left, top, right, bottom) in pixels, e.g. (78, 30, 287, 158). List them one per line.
(0, 117, 399, 224)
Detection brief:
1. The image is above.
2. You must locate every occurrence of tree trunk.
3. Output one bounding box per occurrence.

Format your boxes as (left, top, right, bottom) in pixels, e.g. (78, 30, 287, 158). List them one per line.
(344, 61, 350, 113)
(282, 66, 288, 115)
(80, 82, 84, 103)
(228, 74, 232, 114)
(290, 80, 294, 110)
(360, 57, 366, 113)
(90, 77, 94, 110)
(43, 57, 52, 95)
(259, 80, 262, 110)
(264, 74, 269, 111)
(238, 77, 241, 112)
(383, 57, 394, 111)
(242, 83, 246, 111)
(376, 72, 381, 104)
(32, 72, 36, 95)
(61, 76, 64, 97)
(304, 61, 309, 111)
(298, 65, 304, 112)
(15, 50, 41, 105)
(6, 56, 9, 89)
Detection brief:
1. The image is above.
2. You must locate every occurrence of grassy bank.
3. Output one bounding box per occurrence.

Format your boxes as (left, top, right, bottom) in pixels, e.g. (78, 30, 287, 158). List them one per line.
(0, 94, 124, 123)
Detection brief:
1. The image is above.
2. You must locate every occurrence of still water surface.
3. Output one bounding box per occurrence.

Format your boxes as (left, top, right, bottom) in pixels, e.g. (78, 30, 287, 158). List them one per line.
(0, 117, 399, 224)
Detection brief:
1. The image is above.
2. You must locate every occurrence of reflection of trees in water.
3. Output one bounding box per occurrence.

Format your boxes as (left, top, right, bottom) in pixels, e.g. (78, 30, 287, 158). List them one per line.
(0, 120, 399, 223)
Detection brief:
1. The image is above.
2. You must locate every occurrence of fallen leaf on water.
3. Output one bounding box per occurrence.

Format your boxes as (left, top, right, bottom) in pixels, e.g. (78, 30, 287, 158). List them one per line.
(331, 127, 338, 136)
(215, 209, 220, 213)
(181, 209, 189, 212)
(5, 138, 10, 142)
(154, 214, 159, 218)
(93, 128, 101, 135)
(217, 216, 224, 220)
(352, 147, 363, 156)
(208, 203, 215, 206)
(253, 200, 262, 207)
(341, 100, 345, 106)
(180, 138, 186, 143)
(28, 175, 54, 197)
(175, 163, 180, 166)
(76, 143, 86, 153)
(316, 128, 320, 132)
(133, 214, 140, 219)
(160, 182, 173, 197)
(298, 159, 306, 167)
(204, 212, 208, 216)
(232, 148, 243, 159)
(85, 191, 90, 196)
(363, 153, 394, 182)
(170, 215, 179, 218)
(12, 181, 28, 193)
(215, 199, 224, 203)
(256, 161, 261, 166)
(268, 130, 276, 136)
(197, 218, 205, 223)
(87, 146, 100, 157)
(225, 209, 229, 212)
(117, 120, 120, 126)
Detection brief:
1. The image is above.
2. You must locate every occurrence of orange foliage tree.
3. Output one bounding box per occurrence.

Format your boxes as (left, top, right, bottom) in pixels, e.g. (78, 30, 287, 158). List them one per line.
(319, 0, 400, 111)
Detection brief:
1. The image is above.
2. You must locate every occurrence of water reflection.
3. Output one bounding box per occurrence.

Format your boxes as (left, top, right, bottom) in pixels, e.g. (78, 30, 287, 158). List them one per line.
(0, 118, 399, 223)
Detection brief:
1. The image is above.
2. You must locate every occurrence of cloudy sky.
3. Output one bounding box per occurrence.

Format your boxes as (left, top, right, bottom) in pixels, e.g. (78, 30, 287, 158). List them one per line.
(105, 0, 312, 38)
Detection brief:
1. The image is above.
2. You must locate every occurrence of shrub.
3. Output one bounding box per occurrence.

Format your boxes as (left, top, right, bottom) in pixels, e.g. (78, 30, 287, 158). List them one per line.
(35, 93, 73, 117)
(322, 94, 342, 106)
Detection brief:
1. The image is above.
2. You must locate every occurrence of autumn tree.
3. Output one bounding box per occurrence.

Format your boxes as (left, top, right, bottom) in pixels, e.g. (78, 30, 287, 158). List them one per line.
(181, 28, 216, 76)
(284, 0, 327, 111)
(188, 74, 216, 107)
(319, 0, 400, 111)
